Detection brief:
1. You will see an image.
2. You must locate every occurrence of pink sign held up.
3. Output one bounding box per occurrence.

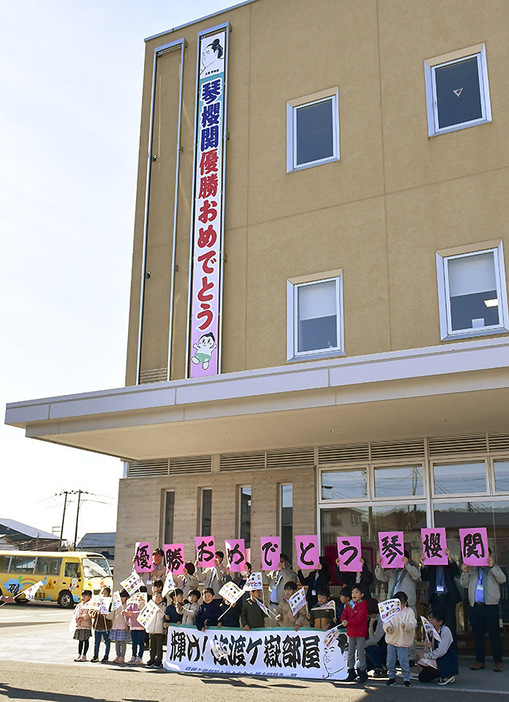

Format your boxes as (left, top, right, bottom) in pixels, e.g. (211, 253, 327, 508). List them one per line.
(295, 535, 320, 570)
(460, 527, 489, 567)
(133, 542, 152, 573)
(337, 536, 362, 572)
(378, 531, 405, 569)
(225, 539, 246, 572)
(421, 528, 448, 566)
(260, 536, 280, 571)
(163, 543, 186, 575)
(195, 536, 216, 568)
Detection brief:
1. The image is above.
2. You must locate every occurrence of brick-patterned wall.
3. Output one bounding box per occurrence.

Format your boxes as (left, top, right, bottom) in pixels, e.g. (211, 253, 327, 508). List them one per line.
(114, 466, 315, 585)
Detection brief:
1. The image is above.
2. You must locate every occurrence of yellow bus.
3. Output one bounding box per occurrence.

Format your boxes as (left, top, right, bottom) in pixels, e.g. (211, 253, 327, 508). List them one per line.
(0, 550, 113, 607)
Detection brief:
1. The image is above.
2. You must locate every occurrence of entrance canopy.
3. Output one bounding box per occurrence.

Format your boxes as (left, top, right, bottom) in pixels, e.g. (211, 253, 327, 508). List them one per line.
(5, 337, 509, 462)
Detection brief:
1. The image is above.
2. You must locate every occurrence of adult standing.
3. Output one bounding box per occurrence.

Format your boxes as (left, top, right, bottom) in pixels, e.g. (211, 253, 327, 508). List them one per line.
(334, 556, 373, 595)
(460, 553, 506, 672)
(421, 548, 461, 637)
(375, 549, 420, 663)
(298, 556, 330, 610)
(199, 550, 231, 599)
(266, 553, 298, 608)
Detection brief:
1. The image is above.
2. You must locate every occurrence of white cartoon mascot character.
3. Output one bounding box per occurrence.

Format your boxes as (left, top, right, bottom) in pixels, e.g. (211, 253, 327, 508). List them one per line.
(191, 332, 217, 370)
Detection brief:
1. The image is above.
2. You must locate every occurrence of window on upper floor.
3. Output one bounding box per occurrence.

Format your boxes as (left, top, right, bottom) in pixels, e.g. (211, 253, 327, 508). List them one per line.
(287, 271, 344, 361)
(424, 44, 491, 137)
(436, 241, 509, 340)
(286, 88, 339, 172)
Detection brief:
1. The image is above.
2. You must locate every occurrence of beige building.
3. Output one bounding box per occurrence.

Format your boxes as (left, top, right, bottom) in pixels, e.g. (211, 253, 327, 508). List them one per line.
(6, 0, 509, 647)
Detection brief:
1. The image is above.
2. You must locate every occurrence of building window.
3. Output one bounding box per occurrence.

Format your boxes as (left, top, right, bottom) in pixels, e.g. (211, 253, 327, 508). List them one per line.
(280, 484, 293, 561)
(200, 488, 212, 537)
(432, 461, 487, 496)
(374, 465, 424, 498)
(493, 460, 509, 493)
(287, 271, 344, 361)
(239, 486, 252, 549)
(321, 469, 367, 501)
(287, 88, 339, 172)
(163, 491, 175, 544)
(436, 242, 509, 340)
(424, 44, 491, 137)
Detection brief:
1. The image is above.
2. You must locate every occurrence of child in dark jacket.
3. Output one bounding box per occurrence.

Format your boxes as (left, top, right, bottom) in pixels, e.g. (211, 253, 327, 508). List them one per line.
(341, 584, 369, 682)
(241, 590, 268, 630)
(196, 587, 221, 631)
(218, 597, 242, 628)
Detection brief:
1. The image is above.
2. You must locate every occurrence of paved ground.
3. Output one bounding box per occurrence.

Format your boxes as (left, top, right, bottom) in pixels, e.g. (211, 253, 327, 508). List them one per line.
(0, 602, 508, 701)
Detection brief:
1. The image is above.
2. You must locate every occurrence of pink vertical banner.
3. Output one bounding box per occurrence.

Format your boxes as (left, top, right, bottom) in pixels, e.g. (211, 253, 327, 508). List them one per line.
(460, 527, 489, 566)
(378, 531, 405, 569)
(260, 536, 280, 571)
(195, 536, 216, 568)
(225, 539, 246, 572)
(421, 528, 448, 565)
(337, 536, 362, 572)
(295, 535, 320, 570)
(133, 542, 152, 573)
(163, 543, 186, 576)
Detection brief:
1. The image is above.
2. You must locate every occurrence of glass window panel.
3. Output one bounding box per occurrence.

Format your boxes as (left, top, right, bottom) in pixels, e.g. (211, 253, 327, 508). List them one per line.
(435, 56, 482, 129)
(448, 252, 496, 296)
(448, 252, 499, 331)
(433, 461, 486, 495)
(239, 486, 252, 549)
(36, 557, 61, 576)
(321, 469, 367, 500)
(281, 484, 293, 560)
(297, 280, 338, 353)
(201, 489, 212, 537)
(374, 465, 424, 498)
(64, 562, 81, 579)
(296, 99, 334, 165)
(494, 460, 509, 493)
(298, 281, 336, 320)
(0, 555, 10, 572)
(164, 491, 175, 544)
(320, 504, 426, 599)
(10, 555, 36, 573)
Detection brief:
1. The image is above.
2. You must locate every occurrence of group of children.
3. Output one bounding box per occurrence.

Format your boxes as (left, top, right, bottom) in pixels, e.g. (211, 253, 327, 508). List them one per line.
(71, 550, 459, 686)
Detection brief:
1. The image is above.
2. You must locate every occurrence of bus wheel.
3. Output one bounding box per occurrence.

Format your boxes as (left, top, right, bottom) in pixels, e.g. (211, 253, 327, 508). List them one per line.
(58, 590, 74, 608)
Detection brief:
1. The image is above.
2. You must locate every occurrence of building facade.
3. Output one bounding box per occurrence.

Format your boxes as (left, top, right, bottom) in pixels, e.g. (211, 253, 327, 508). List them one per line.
(6, 0, 509, 648)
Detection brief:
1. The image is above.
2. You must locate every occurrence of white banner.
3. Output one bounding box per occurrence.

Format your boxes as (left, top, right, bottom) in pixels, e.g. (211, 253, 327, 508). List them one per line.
(164, 626, 348, 680)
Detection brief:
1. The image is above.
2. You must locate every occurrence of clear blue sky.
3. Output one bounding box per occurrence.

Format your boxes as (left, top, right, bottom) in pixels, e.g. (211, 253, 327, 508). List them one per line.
(0, 0, 243, 544)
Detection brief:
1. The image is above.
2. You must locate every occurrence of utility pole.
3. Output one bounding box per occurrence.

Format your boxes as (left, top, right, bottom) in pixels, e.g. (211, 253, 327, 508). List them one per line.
(59, 491, 68, 551)
(73, 489, 83, 548)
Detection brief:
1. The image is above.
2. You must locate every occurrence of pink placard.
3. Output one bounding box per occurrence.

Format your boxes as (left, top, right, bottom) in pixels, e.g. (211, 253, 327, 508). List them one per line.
(295, 535, 320, 570)
(421, 528, 448, 566)
(163, 543, 186, 576)
(225, 539, 246, 572)
(133, 542, 152, 573)
(260, 536, 281, 571)
(337, 536, 363, 572)
(195, 536, 216, 568)
(460, 527, 489, 566)
(378, 531, 405, 569)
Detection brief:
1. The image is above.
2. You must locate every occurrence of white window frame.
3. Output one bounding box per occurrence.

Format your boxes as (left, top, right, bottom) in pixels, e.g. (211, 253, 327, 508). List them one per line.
(436, 240, 509, 341)
(286, 87, 340, 172)
(287, 269, 344, 362)
(424, 44, 492, 137)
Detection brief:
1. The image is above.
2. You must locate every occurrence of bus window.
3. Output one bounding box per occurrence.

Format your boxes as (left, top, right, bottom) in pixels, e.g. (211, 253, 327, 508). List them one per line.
(10, 555, 36, 574)
(64, 562, 81, 579)
(36, 557, 62, 576)
(0, 555, 10, 571)
(82, 556, 110, 579)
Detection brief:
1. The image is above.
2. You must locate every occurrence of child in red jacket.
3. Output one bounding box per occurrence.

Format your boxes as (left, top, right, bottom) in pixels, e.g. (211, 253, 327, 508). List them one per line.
(341, 584, 369, 682)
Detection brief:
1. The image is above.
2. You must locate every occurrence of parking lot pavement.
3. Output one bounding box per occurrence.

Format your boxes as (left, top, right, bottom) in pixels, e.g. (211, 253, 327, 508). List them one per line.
(0, 602, 508, 701)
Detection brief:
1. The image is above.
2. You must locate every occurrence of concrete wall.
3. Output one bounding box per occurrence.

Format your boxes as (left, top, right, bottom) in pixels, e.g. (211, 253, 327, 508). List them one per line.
(125, 0, 509, 382)
(114, 464, 315, 584)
